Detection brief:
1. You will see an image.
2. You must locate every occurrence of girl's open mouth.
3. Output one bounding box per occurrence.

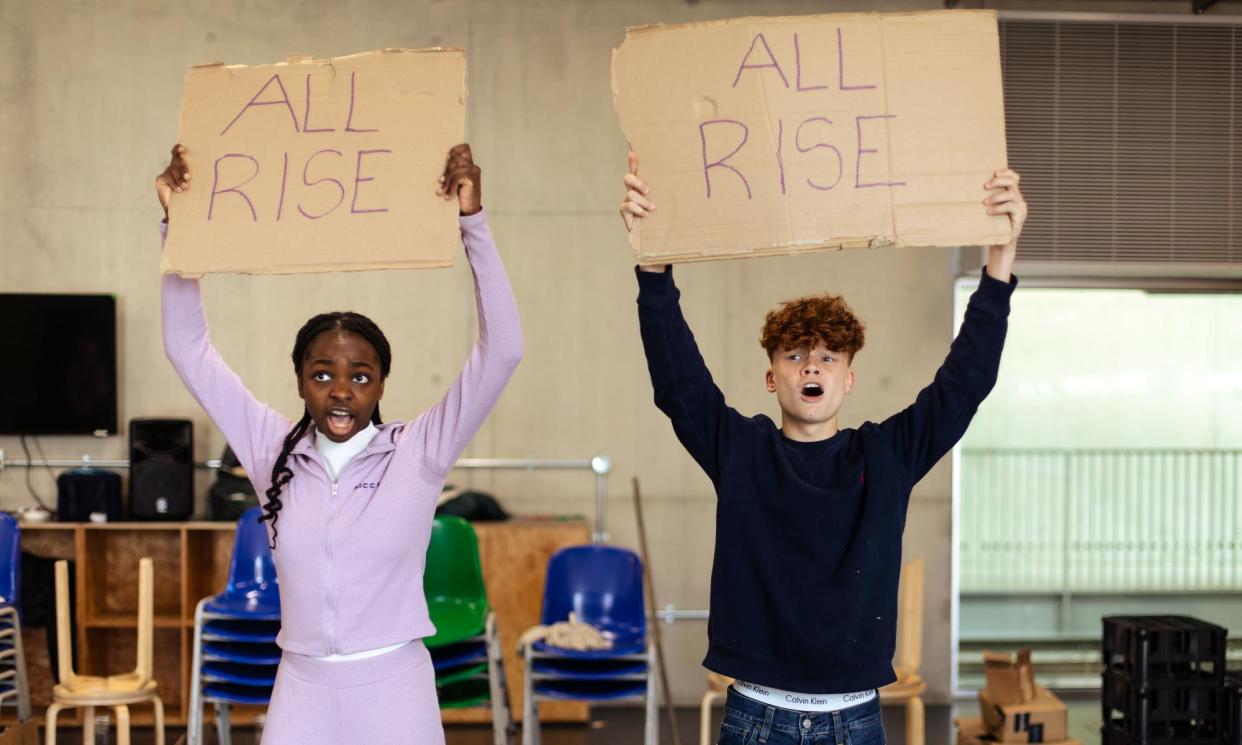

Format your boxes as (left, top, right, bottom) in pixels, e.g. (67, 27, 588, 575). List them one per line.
(325, 407, 356, 435)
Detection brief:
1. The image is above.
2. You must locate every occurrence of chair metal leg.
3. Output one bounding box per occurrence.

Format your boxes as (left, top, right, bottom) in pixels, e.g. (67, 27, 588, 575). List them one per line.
(521, 645, 539, 745)
(115, 704, 131, 745)
(905, 696, 925, 745)
(0, 609, 33, 721)
(82, 705, 96, 744)
(152, 695, 166, 745)
(188, 601, 208, 745)
(214, 701, 232, 745)
(485, 614, 512, 745)
(644, 646, 659, 745)
(44, 701, 66, 745)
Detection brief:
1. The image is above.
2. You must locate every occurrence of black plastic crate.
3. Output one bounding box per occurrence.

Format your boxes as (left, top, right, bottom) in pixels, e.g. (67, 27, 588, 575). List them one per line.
(1100, 722, 1220, 745)
(1223, 671, 1242, 745)
(1101, 670, 1222, 743)
(1102, 616, 1226, 687)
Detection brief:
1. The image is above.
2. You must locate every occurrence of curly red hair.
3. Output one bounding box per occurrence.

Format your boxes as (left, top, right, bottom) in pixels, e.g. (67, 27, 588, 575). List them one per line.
(760, 294, 866, 362)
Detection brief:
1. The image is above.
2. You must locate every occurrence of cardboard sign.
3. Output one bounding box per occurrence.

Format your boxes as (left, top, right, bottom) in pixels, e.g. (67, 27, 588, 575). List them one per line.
(163, 49, 465, 276)
(611, 10, 1011, 265)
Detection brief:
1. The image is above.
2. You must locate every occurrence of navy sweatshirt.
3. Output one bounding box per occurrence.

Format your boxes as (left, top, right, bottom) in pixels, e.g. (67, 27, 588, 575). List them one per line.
(636, 267, 1016, 693)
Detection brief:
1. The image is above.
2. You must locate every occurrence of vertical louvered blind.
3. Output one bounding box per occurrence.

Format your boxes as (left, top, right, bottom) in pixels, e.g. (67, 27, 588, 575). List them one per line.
(1000, 17, 1241, 265)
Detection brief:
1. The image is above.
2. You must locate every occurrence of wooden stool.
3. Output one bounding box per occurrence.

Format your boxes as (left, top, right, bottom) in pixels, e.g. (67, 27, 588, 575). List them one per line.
(44, 558, 165, 745)
(879, 558, 926, 745)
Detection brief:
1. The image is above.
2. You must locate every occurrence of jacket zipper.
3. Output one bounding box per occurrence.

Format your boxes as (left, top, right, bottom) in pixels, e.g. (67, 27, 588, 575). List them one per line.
(325, 480, 339, 654)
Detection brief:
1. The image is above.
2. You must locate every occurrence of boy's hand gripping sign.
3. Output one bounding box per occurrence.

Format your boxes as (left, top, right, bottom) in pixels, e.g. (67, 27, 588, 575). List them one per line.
(612, 10, 1012, 265)
(163, 49, 465, 276)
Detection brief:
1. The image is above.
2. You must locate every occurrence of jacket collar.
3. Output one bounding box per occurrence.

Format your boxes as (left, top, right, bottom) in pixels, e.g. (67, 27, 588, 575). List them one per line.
(290, 421, 399, 459)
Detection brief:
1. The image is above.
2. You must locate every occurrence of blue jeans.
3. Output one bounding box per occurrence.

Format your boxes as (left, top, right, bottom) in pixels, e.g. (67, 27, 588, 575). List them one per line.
(716, 687, 886, 745)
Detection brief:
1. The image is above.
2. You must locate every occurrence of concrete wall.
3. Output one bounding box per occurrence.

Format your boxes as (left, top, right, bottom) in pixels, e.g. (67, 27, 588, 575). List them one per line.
(2, 0, 1237, 706)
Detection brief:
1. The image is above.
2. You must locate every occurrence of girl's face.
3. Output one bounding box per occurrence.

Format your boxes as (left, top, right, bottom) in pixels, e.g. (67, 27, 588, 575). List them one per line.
(297, 330, 385, 443)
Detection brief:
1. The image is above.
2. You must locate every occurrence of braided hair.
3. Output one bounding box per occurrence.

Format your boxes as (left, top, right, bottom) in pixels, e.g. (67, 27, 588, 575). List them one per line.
(260, 312, 392, 548)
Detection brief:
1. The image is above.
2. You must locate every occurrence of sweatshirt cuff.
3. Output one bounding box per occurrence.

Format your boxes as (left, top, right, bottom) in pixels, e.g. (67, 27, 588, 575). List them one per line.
(978, 266, 1018, 296)
(459, 208, 487, 228)
(635, 265, 680, 308)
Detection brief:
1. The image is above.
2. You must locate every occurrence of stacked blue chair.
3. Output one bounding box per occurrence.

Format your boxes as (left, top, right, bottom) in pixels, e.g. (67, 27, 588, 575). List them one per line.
(521, 545, 657, 745)
(0, 514, 31, 723)
(188, 507, 280, 745)
(424, 516, 512, 745)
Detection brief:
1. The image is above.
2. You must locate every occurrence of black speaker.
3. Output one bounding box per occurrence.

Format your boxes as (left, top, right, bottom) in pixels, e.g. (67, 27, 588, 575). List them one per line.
(129, 418, 194, 520)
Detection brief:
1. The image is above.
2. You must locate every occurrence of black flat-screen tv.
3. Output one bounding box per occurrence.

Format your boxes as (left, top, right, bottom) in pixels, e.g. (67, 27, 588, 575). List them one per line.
(0, 294, 118, 435)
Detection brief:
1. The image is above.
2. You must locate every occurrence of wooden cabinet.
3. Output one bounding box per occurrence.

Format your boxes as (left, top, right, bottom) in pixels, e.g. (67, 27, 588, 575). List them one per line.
(5, 519, 589, 728)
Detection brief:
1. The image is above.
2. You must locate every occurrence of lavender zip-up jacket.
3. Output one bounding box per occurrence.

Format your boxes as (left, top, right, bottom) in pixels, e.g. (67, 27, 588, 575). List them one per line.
(161, 211, 523, 656)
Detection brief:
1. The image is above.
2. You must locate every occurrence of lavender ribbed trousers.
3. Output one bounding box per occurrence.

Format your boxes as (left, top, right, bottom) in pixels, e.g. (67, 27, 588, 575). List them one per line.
(261, 642, 445, 744)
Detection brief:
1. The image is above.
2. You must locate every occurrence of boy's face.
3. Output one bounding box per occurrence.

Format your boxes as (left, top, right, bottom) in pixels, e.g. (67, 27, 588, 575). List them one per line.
(765, 343, 855, 436)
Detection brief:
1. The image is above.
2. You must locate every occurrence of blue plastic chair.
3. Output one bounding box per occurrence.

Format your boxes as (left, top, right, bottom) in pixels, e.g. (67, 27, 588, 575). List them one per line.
(521, 545, 657, 745)
(0, 513, 20, 608)
(535, 545, 646, 653)
(203, 507, 280, 620)
(189, 508, 281, 745)
(202, 662, 277, 687)
(0, 513, 31, 721)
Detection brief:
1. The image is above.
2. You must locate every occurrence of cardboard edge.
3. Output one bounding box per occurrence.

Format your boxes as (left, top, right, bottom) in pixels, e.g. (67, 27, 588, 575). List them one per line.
(160, 259, 456, 277)
(188, 47, 467, 77)
(621, 9, 996, 39)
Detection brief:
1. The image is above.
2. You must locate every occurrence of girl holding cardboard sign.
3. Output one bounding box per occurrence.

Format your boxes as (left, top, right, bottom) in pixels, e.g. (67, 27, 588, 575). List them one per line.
(157, 143, 522, 744)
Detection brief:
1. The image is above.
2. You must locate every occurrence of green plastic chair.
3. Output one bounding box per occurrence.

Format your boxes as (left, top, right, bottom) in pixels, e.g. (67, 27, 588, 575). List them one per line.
(423, 517, 513, 742)
(423, 516, 490, 649)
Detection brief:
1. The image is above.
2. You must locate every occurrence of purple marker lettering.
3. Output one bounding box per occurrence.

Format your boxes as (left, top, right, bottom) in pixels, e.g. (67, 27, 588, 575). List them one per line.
(796, 117, 843, 191)
(838, 28, 877, 91)
(207, 154, 260, 221)
(297, 149, 345, 219)
(220, 74, 300, 136)
(794, 34, 828, 93)
(302, 74, 335, 133)
(732, 33, 789, 89)
(351, 149, 392, 214)
(699, 119, 751, 199)
(276, 152, 290, 221)
(775, 118, 786, 195)
(855, 115, 905, 189)
(345, 72, 378, 133)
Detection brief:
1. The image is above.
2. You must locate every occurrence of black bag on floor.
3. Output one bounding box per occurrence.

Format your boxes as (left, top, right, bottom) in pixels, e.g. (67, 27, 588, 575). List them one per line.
(436, 487, 510, 522)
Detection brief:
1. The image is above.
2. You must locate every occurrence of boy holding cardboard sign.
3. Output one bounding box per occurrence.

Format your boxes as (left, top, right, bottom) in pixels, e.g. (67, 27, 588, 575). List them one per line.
(621, 153, 1026, 744)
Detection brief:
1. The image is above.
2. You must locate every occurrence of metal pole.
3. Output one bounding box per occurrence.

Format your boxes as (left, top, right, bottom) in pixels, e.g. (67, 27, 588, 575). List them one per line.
(632, 477, 683, 745)
(591, 455, 612, 543)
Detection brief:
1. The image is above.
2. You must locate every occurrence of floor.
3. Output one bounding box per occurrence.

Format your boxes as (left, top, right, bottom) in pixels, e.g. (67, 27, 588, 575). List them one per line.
(25, 698, 1104, 744)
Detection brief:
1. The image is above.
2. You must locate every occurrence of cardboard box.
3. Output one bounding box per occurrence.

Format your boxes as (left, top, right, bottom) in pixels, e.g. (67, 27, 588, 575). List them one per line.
(983, 648, 1037, 705)
(164, 48, 466, 276)
(957, 736, 1081, 745)
(955, 716, 990, 745)
(611, 10, 1011, 265)
(980, 684, 1068, 744)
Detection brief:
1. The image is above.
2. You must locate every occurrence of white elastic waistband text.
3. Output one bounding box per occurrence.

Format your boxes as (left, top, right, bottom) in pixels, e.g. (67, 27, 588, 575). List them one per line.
(732, 680, 877, 712)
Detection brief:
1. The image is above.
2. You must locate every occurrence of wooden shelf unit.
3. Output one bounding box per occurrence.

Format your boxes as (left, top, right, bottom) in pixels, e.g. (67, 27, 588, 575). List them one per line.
(6, 519, 590, 728)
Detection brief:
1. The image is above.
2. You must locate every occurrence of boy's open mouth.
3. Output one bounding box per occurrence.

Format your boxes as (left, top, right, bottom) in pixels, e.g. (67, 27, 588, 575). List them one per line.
(800, 382, 824, 401)
(325, 406, 356, 435)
